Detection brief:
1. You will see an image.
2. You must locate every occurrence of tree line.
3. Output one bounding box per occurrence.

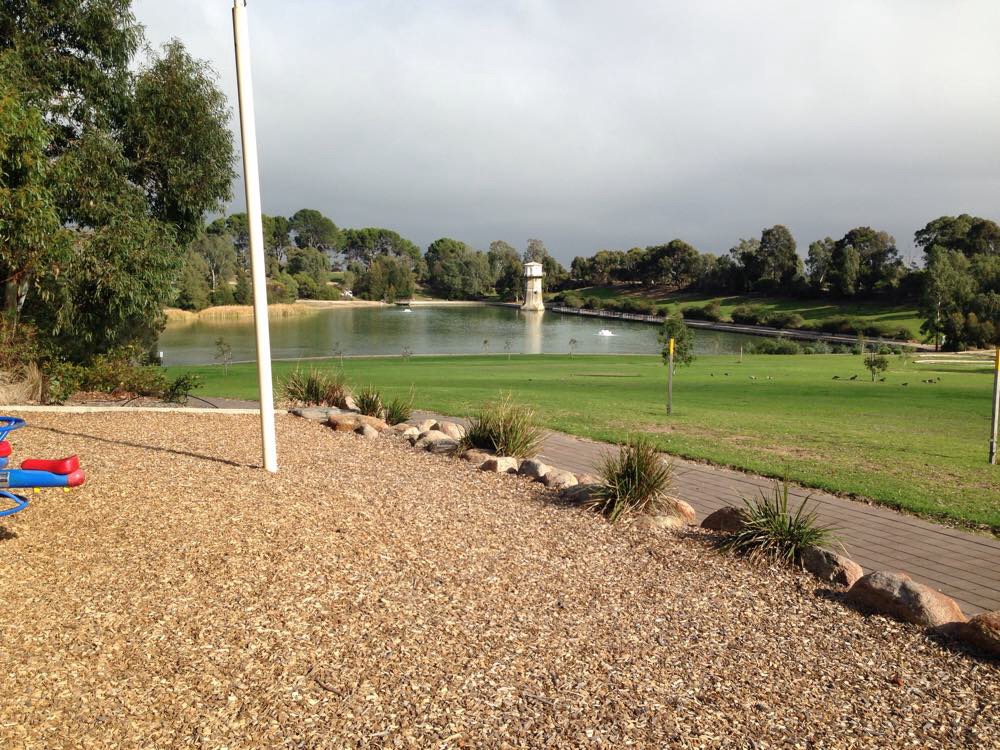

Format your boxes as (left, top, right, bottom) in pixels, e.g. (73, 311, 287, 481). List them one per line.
(565, 219, 998, 350)
(178, 215, 569, 308)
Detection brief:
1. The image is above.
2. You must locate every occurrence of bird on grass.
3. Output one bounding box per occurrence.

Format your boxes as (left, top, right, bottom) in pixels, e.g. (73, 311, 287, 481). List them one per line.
(901, 382, 909, 386)
(749, 375, 757, 380)
(832, 375, 840, 380)
(879, 377, 886, 382)
(849, 374, 858, 381)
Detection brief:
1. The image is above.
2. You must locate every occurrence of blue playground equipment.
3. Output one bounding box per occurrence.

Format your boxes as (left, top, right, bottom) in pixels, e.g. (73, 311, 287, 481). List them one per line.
(0, 416, 85, 518)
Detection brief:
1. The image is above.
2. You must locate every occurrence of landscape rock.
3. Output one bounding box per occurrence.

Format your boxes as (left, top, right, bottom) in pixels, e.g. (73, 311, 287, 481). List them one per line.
(845, 571, 967, 628)
(414, 418, 437, 433)
(574, 473, 600, 486)
(342, 395, 358, 412)
(398, 426, 420, 440)
(517, 458, 551, 479)
(424, 438, 459, 454)
(356, 414, 389, 432)
(701, 506, 749, 533)
(801, 547, 864, 587)
(289, 407, 335, 421)
(355, 423, 380, 440)
(479, 457, 520, 474)
(940, 611, 1000, 658)
(560, 483, 601, 504)
(436, 421, 466, 440)
(541, 470, 578, 489)
(664, 497, 696, 524)
(460, 449, 492, 463)
(413, 429, 451, 449)
(635, 513, 686, 532)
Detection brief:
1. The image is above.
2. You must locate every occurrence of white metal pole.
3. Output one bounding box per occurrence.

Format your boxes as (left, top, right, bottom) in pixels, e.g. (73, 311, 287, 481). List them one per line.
(990, 348, 999, 465)
(232, 0, 278, 472)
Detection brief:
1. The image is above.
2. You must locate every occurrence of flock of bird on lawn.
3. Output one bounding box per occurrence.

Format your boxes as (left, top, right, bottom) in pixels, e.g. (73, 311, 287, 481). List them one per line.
(705, 372, 943, 386)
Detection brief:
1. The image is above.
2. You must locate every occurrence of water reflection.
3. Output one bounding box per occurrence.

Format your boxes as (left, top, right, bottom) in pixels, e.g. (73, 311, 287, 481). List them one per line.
(158, 305, 762, 365)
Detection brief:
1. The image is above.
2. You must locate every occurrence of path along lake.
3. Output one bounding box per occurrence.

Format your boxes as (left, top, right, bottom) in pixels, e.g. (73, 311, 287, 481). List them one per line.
(158, 305, 761, 366)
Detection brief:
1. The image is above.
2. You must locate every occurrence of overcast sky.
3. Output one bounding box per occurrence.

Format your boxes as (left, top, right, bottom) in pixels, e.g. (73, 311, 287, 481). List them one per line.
(133, 0, 1000, 264)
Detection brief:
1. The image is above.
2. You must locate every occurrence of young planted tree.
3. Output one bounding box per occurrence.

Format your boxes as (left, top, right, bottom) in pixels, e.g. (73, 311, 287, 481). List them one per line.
(865, 352, 889, 382)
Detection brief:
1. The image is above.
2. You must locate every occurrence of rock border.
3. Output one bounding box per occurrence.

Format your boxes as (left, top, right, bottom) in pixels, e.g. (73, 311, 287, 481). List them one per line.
(292, 408, 997, 661)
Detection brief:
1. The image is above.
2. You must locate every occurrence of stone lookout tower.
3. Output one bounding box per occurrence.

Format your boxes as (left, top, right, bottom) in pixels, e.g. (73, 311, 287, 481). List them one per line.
(522, 261, 545, 312)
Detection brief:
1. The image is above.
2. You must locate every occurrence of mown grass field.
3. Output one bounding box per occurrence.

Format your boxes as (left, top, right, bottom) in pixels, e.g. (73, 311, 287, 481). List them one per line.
(562, 286, 923, 339)
(170, 353, 1000, 532)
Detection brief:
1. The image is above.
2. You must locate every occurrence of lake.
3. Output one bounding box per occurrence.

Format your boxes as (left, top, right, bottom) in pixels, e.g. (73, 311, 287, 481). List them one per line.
(158, 305, 760, 365)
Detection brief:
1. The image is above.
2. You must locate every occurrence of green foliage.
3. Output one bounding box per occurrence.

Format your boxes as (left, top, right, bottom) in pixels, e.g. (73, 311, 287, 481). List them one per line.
(42, 346, 173, 403)
(384, 391, 414, 425)
(214, 337, 232, 374)
(278, 367, 349, 407)
(865, 352, 889, 381)
(353, 255, 415, 301)
(719, 481, 836, 565)
(266, 273, 298, 303)
(424, 237, 493, 299)
(461, 393, 545, 459)
(175, 248, 212, 310)
(341, 227, 422, 270)
(747, 338, 802, 355)
(289, 208, 339, 250)
(764, 311, 804, 329)
(488, 240, 522, 300)
(233, 271, 252, 304)
(730, 304, 767, 325)
(658, 314, 694, 366)
(2, 4, 234, 364)
(588, 435, 673, 522)
(830, 227, 901, 297)
(123, 41, 234, 242)
(917, 216, 1000, 349)
(163, 372, 201, 403)
(681, 301, 723, 321)
(354, 385, 384, 418)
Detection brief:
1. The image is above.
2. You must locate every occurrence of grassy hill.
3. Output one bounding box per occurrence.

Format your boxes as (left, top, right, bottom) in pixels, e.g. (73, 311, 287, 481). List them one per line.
(555, 286, 923, 340)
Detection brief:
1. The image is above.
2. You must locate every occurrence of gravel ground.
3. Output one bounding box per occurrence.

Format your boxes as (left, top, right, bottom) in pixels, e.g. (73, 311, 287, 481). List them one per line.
(0, 412, 996, 749)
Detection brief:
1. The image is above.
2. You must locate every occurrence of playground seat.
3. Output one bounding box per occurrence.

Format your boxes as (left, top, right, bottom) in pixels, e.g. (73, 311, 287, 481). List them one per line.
(0, 441, 9, 458)
(20, 455, 80, 475)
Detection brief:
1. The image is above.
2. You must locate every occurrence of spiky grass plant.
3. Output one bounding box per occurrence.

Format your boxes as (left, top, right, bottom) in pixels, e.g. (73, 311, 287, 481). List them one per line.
(279, 367, 349, 406)
(354, 385, 384, 418)
(383, 390, 414, 425)
(719, 480, 837, 564)
(460, 393, 544, 458)
(588, 435, 672, 522)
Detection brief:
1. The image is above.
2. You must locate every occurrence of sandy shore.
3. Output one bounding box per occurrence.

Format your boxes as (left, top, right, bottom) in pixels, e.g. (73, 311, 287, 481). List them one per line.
(0, 411, 996, 747)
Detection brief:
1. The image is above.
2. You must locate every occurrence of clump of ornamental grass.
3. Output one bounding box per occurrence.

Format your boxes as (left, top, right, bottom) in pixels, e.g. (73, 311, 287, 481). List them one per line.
(383, 390, 414, 425)
(719, 480, 837, 565)
(278, 367, 349, 407)
(587, 435, 672, 522)
(354, 385, 384, 418)
(460, 393, 544, 459)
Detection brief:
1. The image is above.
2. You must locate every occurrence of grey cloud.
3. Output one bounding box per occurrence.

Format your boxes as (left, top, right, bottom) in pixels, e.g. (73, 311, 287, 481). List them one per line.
(134, 0, 1000, 261)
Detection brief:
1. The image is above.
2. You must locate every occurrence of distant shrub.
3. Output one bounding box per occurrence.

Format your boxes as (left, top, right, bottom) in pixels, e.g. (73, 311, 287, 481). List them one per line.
(582, 296, 604, 310)
(461, 393, 544, 458)
(560, 292, 584, 309)
(587, 435, 673, 522)
(620, 298, 658, 315)
(163, 373, 202, 403)
(764, 311, 804, 329)
(279, 367, 349, 406)
(681, 301, 723, 322)
(748, 338, 802, 355)
(354, 385, 384, 418)
(719, 480, 837, 565)
(804, 317, 912, 341)
(730, 304, 767, 325)
(811, 340, 831, 354)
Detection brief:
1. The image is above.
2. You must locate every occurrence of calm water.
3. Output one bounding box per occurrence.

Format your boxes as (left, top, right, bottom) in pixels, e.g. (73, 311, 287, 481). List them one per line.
(158, 305, 759, 365)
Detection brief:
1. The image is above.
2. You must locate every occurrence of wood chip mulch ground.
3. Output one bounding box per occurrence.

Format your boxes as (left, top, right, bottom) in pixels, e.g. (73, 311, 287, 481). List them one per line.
(0, 412, 996, 749)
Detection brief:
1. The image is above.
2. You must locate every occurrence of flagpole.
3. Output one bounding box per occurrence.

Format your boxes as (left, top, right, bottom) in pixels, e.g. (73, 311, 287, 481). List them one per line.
(232, 0, 278, 472)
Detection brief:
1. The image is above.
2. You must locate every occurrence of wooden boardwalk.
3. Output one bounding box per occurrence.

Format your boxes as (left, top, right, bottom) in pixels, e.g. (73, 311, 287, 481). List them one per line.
(415, 411, 999, 616)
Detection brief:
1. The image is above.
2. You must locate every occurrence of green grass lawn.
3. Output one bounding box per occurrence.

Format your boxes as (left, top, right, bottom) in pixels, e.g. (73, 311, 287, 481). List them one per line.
(561, 286, 923, 339)
(171, 353, 1000, 532)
